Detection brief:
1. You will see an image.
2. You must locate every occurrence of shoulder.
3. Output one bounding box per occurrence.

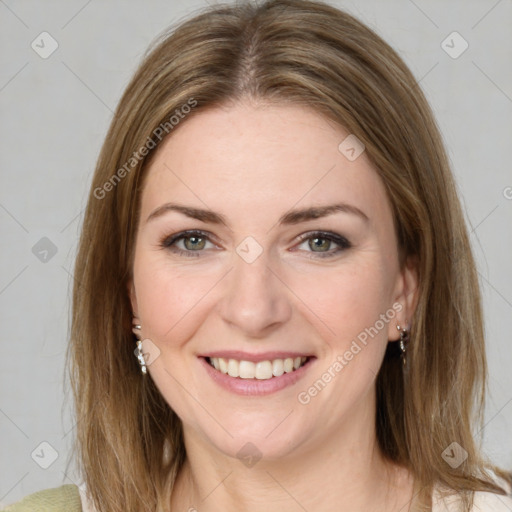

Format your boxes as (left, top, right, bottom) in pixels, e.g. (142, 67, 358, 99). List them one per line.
(432, 477, 512, 511)
(1, 484, 82, 512)
(472, 488, 512, 510)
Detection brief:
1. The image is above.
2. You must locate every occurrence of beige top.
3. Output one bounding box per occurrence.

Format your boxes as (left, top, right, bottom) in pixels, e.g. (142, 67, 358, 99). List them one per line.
(77, 483, 95, 512)
(432, 483, 512, 511)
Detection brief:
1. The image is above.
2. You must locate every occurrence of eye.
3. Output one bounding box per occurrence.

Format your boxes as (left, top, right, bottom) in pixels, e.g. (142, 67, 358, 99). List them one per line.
(160, 230, 350, 259)
(160, 230, 217, 257)
(295, 231, 351, 258)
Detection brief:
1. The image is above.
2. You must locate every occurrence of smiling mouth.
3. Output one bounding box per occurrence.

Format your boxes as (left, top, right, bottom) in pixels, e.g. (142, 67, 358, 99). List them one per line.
(207, 356, 309, 380)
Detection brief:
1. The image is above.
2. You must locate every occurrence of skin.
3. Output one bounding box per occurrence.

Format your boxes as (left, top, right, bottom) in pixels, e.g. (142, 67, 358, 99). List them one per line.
(129, 100, 419, 512)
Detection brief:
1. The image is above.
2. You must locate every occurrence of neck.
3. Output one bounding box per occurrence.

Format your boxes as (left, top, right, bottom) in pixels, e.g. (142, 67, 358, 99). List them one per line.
(170, 388, 414, 512)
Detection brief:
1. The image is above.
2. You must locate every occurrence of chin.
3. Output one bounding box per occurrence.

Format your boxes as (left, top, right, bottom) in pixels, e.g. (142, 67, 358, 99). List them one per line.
(214, 434, 302, 465)
(193, 411, 316, 464)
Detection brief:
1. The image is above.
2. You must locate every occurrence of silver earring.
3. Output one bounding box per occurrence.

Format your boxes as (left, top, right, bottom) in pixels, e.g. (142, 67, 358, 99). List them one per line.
(132, 323, 147, 375)
(396, 324, 410, 368)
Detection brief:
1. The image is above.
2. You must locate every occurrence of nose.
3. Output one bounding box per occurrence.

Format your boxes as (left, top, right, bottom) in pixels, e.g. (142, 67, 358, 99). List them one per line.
(217, 251, 292, 339)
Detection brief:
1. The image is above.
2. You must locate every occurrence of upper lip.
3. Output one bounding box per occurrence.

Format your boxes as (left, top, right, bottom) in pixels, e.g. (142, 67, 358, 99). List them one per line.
(200, 351, 314, 363)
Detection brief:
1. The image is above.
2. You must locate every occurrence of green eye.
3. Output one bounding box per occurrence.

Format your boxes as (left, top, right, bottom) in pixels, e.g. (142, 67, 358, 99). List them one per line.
(161, 230, 215, 257)
(183, 236, 206, 250)
(308, 237, 332, 252)
(296, 231, 351, 258)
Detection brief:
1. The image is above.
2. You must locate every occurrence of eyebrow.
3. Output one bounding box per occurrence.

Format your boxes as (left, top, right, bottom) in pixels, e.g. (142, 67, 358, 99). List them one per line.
(145, 202, 369, 226)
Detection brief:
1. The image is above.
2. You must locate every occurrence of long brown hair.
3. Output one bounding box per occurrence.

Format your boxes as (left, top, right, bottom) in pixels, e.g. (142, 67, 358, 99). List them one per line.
(65, 1, 511, 510)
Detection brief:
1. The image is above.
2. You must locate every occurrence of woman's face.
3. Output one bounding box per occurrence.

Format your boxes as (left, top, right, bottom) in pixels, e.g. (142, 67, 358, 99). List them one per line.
(130, 101, 417, 461)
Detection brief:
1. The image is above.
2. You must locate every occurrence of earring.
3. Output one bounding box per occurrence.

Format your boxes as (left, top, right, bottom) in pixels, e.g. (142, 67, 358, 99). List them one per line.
(132, 322, 147, 375)
(396, 324, 410, 368)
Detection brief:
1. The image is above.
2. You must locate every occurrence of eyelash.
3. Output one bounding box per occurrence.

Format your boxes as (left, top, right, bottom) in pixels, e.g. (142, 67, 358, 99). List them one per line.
(160, 229, 351, 259)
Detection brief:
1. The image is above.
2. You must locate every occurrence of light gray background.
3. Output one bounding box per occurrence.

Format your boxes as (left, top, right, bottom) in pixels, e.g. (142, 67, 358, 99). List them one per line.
(1, 0, 511, 506)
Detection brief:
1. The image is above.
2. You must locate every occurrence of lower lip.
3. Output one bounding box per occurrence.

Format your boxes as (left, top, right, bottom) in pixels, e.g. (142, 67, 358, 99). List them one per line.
(199, 357, 314, 396)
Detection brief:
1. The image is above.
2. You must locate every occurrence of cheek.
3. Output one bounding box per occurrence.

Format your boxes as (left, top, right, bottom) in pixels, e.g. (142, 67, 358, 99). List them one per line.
(292, 260, 395, 424)
(293, 258, 396, 415)
(131, 252, 220, 419)
(298, 259, 394, 348)
(132, 252, 219, 345)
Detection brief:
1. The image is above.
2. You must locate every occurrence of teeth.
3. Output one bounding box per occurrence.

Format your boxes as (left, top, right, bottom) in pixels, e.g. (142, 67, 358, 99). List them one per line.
(227, 358, 239, 377)
(209, 356, 308, 380)
(239, 360, 255, 379)
(272, 359, 284, 377)
(255, 361, 273, 380)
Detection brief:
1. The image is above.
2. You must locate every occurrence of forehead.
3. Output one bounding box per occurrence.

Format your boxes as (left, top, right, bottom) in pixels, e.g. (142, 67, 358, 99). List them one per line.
(140, 101, 391, 227)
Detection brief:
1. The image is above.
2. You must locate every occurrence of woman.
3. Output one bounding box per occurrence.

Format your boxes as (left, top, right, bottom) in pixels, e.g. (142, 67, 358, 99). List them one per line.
(4, 0, 511, 510)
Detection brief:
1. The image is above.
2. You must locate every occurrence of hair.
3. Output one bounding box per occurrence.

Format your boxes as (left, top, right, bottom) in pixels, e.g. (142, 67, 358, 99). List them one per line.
(65, 0, 512, 510)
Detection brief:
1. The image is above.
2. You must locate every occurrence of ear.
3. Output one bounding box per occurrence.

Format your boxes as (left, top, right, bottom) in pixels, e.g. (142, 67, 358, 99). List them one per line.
(387, 255, 419, 341)
(128, 280, 139, 318)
